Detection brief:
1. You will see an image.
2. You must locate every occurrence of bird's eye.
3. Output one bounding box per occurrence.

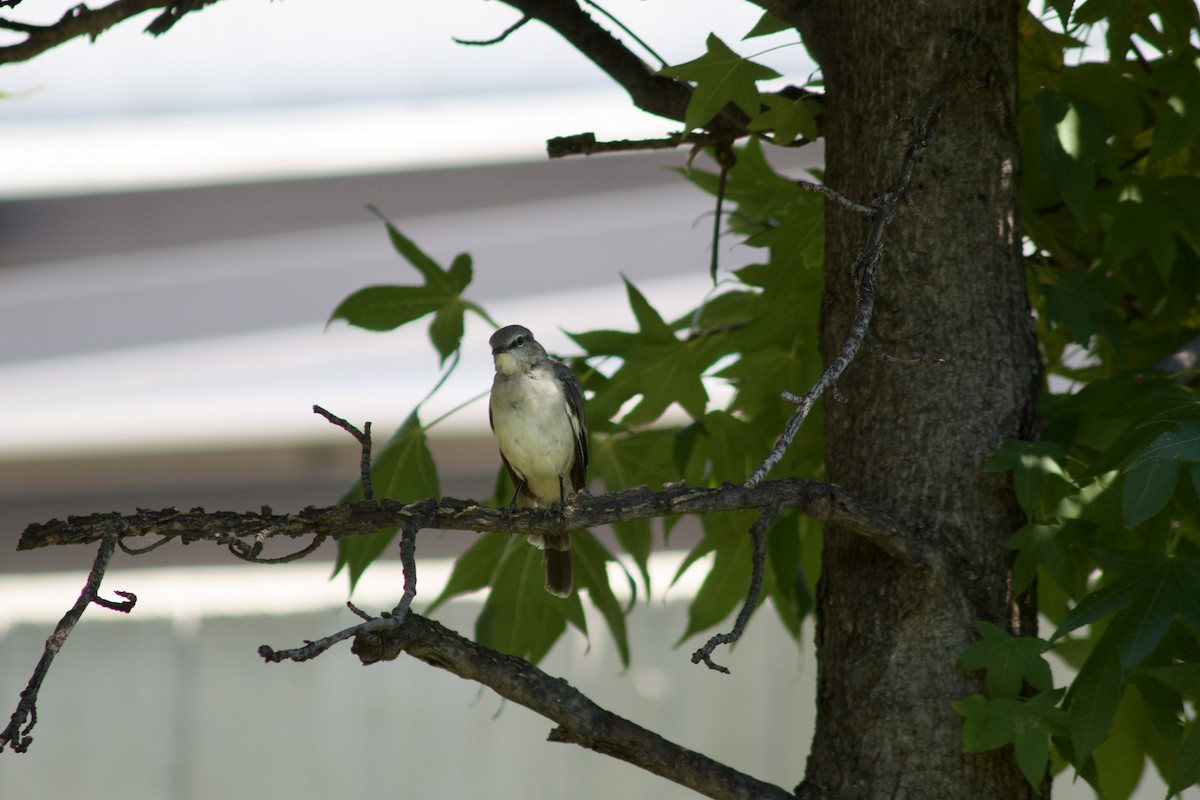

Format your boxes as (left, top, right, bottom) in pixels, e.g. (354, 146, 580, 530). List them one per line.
(514, 336, 525, 347)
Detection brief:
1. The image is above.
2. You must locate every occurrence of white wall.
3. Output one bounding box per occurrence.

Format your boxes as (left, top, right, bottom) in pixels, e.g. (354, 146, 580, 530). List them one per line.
(1, 560, 815, 799)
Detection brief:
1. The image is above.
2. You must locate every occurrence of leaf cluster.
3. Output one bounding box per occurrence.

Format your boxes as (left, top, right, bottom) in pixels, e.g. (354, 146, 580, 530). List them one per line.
(957, 3, 1200, 794)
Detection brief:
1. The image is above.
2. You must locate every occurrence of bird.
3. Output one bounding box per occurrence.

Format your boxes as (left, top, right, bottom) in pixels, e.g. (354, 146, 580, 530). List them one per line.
(488, 324, 588, 597)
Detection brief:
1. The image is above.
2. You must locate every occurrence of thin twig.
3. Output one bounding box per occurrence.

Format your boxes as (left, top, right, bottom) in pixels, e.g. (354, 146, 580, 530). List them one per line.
(221, 531, 328, 564)
(313, 404, 374, 501)
(796, 179, 874, 216)
(745, 107, 942, 488)
(709, 145, 736, 283)
(1, 524, 134, 753)
(258, 613, 399, 664)
(691, 507, 778, 673)
(452, 14, 530, 45)
(118, 533, 177, 555)
(392, 511, 427, 618)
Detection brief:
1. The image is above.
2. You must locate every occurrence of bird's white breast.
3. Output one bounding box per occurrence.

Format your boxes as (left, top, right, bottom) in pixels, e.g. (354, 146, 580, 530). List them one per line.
(491, 367, 578, 506)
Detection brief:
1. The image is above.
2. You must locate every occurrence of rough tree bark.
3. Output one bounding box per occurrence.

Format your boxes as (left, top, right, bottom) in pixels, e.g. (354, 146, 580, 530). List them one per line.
(794, 2, 1042, 798)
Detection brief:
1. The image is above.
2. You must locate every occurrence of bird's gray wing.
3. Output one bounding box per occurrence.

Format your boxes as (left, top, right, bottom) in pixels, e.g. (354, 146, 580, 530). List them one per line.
(553, 360, 588, 491)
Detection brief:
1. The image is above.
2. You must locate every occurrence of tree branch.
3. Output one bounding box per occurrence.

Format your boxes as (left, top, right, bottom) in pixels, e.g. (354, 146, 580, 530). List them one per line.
(0, 0, 219, 65)
(1, 523, 136, 753)
(307, 610, 795, 800)
(497, 0, 743, 134)
(546, 130, 730, 159)
(691, 507, 777, 673)
(19, 478, 923, 566)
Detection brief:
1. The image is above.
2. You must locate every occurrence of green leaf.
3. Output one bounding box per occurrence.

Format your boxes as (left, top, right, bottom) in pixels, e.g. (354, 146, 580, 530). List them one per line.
(1067, 632, 1123, 764)
(659, 34, 781, 131)
(571, 531, 633, 667)
(1147, 57, 1200, 165)
(1121, 454, 1179, 528)
(424, 532, 509, 615)
(675, 512, 756, 643)
(682, 137, 807, 225)
(1138, 662, 1200, 697)
(985, 440, 1069, 515)
(743, 10, 792, 39)
(1128, 672, 1185, 751)
(447, 252, 473, 293)
(1169, 724, 1200, 796)
(957, 620, 1054, 699)
(1101, 180, 1186, 280)
(1087, 688, 1150, 800)
(1044, 0, 1076, 27)
(766, 512, 809, 636)
(1040, 268, 1123, 351)
(1005, 519, 1087, 596)
(429, 300, 468, 365)
(1053, 552, 1200, 668)
(954, 691, 1067, 790)
(370, 204, 454, 288)
(1035, 91, 1108, 223)
(332, 411, 440, 591)
(589, 428, 686, 592)
(327, 285, 443, 332)
(747, 95, 819, 145)
(329, 209, 492, 364)
(743, 196, 825, 273)
(576, 278, 713, 427)
(1128, 424, 1200, 468)
(623, 275, 675, 341)
(475, 540, 580, 663)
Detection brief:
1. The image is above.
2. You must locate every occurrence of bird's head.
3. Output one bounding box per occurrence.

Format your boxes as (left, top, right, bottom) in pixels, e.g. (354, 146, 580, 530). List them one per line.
(490, 324, 544, 375)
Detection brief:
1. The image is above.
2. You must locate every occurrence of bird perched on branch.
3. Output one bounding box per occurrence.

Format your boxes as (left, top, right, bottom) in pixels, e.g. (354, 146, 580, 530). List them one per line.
(488, 324, 588, 597)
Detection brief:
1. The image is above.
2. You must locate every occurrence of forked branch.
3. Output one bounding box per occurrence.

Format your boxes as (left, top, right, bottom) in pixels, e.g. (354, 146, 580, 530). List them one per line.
(0, 525, 136, 753)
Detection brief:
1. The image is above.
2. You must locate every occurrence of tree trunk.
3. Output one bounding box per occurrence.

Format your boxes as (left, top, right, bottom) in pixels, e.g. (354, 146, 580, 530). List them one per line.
(798, 2, 1042, 798)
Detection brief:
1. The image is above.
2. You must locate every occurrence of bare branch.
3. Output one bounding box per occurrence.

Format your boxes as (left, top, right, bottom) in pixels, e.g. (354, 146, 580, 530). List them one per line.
(547, 130, 728, 158)
(313, 405, 374, 501)
(392, 506, 428, 618)
(327, 611, 795, 800)
(709, 143, 736, 283)
(0, 0, 221, 65)
(452, 14, 530, 46)
(19, 477, 923, 566)
(692, 507, 777, 673)
(1, 523, 135, 753)
(796, 179, 874, 216)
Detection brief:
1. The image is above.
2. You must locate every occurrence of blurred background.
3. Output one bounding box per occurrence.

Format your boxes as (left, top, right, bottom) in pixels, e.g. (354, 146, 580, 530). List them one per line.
(0, 2, 1153, 798)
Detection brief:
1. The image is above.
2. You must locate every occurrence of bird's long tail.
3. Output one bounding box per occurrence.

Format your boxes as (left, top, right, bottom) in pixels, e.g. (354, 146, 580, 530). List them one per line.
(540, 533, 572, 598)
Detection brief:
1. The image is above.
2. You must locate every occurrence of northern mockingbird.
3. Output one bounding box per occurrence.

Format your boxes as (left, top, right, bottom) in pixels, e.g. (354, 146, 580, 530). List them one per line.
(488, 324, 588, 597)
